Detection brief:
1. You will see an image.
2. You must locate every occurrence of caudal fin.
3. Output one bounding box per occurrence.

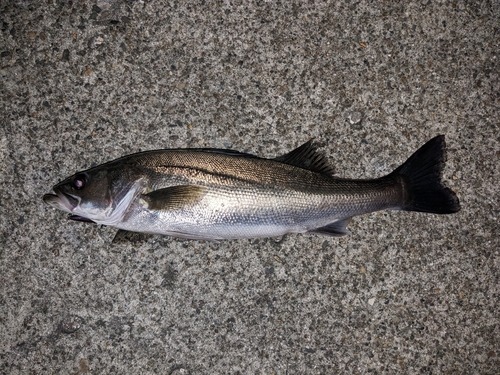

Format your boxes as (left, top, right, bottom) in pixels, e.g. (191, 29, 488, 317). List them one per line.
(390, 135, 460, 214)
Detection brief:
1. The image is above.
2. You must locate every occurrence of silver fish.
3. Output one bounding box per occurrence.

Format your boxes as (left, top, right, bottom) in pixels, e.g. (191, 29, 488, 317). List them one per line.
(43, 135, 460, 240)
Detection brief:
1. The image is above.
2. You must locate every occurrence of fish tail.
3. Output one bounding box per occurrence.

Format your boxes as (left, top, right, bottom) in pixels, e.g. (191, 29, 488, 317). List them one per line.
(390, 135, 460, 214)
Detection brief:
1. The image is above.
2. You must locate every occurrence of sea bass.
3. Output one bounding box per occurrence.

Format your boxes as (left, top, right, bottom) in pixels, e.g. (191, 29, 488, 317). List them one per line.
(43, 135, 460, 240)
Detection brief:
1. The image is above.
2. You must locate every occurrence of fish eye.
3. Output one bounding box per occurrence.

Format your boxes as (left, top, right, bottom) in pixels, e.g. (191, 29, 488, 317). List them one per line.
(73, 174, 87, 190)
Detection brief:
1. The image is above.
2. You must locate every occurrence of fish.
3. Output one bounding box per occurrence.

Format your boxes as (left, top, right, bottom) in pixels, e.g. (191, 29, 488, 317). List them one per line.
(43, 135, 460, 240)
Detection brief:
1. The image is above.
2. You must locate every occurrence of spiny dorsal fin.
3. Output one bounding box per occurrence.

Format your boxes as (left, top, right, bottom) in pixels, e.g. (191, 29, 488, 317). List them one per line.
(274, 140, 335, 176)
(142, 185, 207, 211)
(192, 148, 258, 158)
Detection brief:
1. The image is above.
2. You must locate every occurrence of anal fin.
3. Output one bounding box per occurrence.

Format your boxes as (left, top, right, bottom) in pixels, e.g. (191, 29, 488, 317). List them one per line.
(309, 217, 352, 237)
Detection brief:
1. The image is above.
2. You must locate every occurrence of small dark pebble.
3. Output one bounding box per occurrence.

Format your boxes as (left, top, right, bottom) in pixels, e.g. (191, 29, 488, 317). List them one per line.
(169, 120, 182, 127)
(161, 266, 178, 289)
(60, 315, 84, 334)
(347, 111, 363, 129)
(62, 49, 69, 61)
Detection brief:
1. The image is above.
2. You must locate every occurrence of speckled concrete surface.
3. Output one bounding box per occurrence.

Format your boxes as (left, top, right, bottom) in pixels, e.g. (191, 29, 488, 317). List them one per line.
(1, 1, 499, 374)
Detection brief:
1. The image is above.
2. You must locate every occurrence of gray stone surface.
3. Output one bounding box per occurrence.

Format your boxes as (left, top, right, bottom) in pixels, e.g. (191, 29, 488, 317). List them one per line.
(1, 1, 498, 374)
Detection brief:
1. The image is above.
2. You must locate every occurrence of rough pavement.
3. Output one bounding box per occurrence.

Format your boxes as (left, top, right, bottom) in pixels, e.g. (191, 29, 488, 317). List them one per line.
(1, 1, 499, 374)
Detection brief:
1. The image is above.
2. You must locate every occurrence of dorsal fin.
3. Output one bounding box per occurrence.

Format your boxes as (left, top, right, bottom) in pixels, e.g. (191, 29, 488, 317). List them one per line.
(192, 148, 258, 158)
(274, 140, 335, 176)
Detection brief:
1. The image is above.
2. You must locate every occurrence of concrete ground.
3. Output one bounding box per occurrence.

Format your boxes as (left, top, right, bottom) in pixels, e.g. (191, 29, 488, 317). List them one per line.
(1, 1, 498, 374)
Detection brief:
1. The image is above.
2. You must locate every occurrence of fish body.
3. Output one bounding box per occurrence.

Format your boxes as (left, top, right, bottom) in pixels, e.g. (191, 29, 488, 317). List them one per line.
(43, 135, 460, 240)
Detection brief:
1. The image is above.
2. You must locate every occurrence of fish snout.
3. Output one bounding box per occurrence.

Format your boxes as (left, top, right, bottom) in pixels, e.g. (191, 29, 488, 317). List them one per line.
(43, 187, 79, 214)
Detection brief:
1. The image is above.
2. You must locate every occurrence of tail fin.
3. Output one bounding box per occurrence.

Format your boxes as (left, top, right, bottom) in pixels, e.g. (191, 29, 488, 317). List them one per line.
(390, 135, 460, 214)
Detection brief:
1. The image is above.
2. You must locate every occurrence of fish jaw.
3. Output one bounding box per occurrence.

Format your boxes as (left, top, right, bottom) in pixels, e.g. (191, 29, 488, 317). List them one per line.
(43, 187, 79, 214)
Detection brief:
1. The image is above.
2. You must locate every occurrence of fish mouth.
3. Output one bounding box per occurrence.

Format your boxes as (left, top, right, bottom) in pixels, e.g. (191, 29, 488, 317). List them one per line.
(43, 187, 79, 214)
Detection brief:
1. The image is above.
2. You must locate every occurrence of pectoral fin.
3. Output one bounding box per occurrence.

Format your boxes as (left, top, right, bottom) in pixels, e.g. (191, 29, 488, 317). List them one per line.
(309, 217, 352, 237)
(142, 185, 207, 211)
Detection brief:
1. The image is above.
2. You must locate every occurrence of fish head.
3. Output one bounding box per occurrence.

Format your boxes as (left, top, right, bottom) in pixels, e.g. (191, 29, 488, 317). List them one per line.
(43, 167, 112, 223)
(43, 165, 140, 224)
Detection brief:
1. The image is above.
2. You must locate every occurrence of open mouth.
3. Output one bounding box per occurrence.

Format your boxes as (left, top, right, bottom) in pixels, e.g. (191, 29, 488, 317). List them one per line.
(43, 187, 79, 214)
(43, 188, 96, 223)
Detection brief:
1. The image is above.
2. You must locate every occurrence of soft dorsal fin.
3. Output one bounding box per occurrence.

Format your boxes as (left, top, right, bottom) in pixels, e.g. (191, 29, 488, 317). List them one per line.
(274, 140, 335, 176)
(142, 185, 207, 211)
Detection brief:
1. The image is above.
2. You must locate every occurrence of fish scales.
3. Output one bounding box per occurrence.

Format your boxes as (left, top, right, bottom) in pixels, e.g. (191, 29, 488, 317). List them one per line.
(127, 151, 402, 233)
